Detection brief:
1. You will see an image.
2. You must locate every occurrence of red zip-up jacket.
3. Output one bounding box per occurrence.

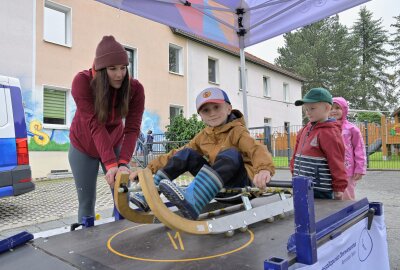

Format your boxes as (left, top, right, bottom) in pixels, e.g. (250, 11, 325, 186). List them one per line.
(289, 120, 347, 192)
(70, 69, 145, 170)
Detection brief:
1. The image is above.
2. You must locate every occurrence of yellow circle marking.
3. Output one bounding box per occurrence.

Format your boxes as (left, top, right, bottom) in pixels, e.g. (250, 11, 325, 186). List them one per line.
(107, 225, 254, 262)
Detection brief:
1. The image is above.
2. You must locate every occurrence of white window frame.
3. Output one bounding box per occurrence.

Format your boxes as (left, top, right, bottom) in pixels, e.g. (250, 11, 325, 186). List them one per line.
(169, 105, 183, 122)
(42, 85, 70, 130)
(169, 44, 183, 75)
(264, 117, 272, 126)
(283, 83, 290, 103)
(284, 122, 290, 133)
(0, 87, 9, 127)
(125, 46, 138, 79)
(208, 57, 219, 84)
(263, 76, 271, 98)
(43, 0, 72, 47)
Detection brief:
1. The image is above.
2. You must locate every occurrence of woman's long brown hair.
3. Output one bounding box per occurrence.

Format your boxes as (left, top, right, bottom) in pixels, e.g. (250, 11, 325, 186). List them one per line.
(90, 68, 131, 124)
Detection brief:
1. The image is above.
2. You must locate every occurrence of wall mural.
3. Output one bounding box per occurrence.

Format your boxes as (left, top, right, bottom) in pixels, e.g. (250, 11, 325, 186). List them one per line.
(390, 124, 400, 136)
(22, 89, 71, 151)
(141, 110, 163, 136)
(22, 89, 164, 151)
(29, 120, 50, 146)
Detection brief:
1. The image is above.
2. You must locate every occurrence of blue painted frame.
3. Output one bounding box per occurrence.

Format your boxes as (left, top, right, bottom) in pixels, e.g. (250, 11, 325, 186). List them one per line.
(287, 197, 370, 253)
(0, 231, 33, 254)
(291, 176, 318, 264)
(265, 176, 379, 270)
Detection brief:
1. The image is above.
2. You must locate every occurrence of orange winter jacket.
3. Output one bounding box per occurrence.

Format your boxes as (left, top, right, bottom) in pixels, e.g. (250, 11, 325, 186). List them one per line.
(148, 110, 275, 180)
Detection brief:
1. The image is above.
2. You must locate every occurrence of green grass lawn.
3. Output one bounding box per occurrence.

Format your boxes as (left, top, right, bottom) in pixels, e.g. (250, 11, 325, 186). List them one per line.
(368, 152, 400, 169)
(273, 156, 289, 168)
(28, 139, 70, 151)
(272, 152, 400, 170)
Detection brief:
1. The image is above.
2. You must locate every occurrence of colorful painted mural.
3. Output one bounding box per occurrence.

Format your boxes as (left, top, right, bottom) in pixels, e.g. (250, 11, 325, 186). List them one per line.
(29, 120, 50, 146)
(141, 110, 163, 136)
(22, 88, 73, 151)
(22, 87, 165, 151)
(390, 124, 400, 136)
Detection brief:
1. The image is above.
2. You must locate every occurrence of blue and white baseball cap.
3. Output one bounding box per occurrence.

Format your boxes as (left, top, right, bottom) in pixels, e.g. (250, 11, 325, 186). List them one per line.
(196, 87, 231, 112)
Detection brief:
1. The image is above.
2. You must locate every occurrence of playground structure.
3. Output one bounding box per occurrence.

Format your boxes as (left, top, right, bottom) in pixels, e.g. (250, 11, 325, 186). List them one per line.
(380, 109, 400, 160)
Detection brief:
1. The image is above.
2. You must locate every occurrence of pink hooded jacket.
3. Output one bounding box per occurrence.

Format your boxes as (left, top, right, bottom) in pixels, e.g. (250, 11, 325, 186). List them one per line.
(333, 97, 367, 177)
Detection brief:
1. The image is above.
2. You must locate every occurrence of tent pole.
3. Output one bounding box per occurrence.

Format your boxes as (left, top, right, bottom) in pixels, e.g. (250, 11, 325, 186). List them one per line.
(239, 35, 249, 126)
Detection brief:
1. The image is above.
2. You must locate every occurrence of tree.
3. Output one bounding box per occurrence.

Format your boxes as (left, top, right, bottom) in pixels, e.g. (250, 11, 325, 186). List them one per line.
(275, 8, 399, 111)
(390, 15, 400, 88)
(351, 7, 397, 110)
(164, 114, 205, 151)
(275, 16, 358, 101)
(356, 112, 382, 124)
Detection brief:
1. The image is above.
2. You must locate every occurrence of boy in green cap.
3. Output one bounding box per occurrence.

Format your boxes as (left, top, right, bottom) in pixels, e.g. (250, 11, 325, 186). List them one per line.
(290, 87, 347, 199)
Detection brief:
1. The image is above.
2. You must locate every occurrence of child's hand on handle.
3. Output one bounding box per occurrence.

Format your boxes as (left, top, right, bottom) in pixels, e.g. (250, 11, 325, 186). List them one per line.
(334, 191, 344, 200)
(253, 170, 272, 189)
(105, 166, 118, 187)
(353, 173, 363, 181)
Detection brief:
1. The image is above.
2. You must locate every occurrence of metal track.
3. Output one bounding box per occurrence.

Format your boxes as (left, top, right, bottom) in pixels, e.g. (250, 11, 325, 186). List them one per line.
(139, 168, 294, 235)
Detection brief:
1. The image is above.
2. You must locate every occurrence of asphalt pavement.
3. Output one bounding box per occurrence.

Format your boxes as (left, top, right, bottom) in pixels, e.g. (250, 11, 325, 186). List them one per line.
(0, 170, 398, 269)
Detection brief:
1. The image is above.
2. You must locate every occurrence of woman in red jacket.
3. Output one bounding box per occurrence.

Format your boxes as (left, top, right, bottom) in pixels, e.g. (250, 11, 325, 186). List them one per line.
(69, 35, 145, 222)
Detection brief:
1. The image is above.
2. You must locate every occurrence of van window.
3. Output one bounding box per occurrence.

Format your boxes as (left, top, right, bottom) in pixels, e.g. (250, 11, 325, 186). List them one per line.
(0, 88, 8, 127)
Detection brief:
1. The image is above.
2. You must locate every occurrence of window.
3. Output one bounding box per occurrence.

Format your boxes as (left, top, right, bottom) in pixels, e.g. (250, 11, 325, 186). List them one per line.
(238, 67, 248, 91)
(169, 106, 183, 122)
(44, 1, 72, 46)
(0, 88, 7, 127)
(43, 87, 67, 125)
(169, 44, 183, 74)
(283, 83, 290, 102)
(264, 118, 271, 126)
(263, 76, 271, 97)
(284, 122, 290, 132)
(208, 58, 218, 83)
(125, 47, 137, 78)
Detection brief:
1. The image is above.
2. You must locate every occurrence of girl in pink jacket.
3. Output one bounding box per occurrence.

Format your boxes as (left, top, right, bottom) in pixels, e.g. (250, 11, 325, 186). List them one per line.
(330, 97, 367, 200)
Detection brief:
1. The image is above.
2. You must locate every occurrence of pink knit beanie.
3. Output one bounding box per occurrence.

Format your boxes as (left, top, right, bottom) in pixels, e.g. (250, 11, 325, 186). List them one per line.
(94, 36, 128, 70)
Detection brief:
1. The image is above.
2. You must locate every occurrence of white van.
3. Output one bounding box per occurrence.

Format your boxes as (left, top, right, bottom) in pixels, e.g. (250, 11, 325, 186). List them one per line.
(0, 75, 34, 198)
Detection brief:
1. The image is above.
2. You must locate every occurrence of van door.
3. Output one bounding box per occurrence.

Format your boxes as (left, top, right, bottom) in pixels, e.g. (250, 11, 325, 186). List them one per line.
(0, 77, 34, 197)
(0, 85, 17, 189)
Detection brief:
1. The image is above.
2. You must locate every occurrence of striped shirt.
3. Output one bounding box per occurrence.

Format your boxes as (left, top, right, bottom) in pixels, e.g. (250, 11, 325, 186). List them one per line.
(293, 154, 333, 191)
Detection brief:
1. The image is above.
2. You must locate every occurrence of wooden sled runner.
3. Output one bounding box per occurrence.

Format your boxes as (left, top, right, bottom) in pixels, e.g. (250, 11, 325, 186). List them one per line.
(115, 169, 294, 235)
(113, 172, 156, 224)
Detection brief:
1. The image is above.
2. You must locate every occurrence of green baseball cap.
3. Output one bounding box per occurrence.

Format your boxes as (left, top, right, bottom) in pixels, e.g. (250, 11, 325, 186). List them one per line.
(294, 87, 333, 106)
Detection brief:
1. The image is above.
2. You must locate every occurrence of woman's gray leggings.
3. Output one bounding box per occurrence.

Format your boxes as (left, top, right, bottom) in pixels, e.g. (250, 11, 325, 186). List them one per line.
(68, 144, 119, 223)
